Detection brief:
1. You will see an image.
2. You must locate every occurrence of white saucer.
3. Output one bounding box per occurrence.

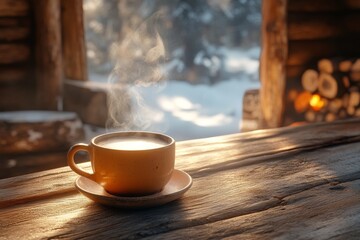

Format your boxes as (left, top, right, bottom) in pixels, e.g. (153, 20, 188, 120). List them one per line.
(75, 169, 192, 208)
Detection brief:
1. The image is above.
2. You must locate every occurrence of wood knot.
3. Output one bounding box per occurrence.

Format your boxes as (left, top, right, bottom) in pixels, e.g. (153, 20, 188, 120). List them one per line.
(329, 185, 346, 191)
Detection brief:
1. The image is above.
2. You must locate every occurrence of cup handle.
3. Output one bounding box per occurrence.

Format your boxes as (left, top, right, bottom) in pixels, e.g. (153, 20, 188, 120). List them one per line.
(67, 143, 95, 181)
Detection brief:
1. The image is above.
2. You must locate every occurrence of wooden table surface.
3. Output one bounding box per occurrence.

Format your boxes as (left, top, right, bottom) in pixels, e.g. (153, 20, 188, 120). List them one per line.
(1, 119, 360, 239)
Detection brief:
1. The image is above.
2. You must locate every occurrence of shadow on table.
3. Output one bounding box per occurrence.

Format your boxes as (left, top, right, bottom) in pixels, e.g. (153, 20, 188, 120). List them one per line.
(51, 199, 192, 239)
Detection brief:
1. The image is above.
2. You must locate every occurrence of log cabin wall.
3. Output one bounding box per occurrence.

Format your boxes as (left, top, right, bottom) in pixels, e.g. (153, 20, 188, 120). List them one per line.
(260, 0, 360, 128)
(0, 0, 87, 112)
(0, 0, 35, 110)
(0, 0, 91, 178)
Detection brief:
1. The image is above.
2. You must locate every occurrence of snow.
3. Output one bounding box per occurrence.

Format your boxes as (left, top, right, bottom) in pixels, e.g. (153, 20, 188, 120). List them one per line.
(94, 48, 261, 141)
(222, 47, 260, 74)
(130, 78, 259, 141)
(27, 130, 42, 142)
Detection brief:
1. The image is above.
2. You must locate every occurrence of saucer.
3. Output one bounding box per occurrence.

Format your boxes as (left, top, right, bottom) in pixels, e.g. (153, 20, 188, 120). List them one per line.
(75, 169, 192, 208)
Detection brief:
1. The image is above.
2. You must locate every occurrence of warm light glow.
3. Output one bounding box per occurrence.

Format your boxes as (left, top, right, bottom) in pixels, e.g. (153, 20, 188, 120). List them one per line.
(309, 94, 325, 111)
(294, 91, 312, 113)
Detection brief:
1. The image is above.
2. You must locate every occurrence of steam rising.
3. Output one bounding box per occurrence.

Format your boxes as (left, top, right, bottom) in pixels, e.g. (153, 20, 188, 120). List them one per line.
(107, 13, 166, 130)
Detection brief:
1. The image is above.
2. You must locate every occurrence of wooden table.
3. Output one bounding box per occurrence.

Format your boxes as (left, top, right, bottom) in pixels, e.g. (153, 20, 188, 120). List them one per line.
(1, 119, 360, 239)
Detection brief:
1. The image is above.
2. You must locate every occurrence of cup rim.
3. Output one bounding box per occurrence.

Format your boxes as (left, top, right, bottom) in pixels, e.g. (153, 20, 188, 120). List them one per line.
(91, 131, 175, 151)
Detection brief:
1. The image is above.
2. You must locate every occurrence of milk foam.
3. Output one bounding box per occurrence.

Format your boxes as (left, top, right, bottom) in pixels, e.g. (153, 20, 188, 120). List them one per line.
(100, 137, 166, 150)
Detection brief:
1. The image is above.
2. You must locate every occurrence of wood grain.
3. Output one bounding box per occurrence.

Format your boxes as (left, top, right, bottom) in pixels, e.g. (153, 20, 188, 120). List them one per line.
(2, 118, 360, 206)
(0, 84, 36, 111)
(287, 13, 356, 40)
(260, 0, 287, 128)
(0, 111, 84, 154)
(288, 0, 360, 12)
(63, 80, 111, 127)
(155, 178, 360, 239)
(0, 26, 30, 41)
(287, 38, 360, 66)
(1, 119, 360, 239)
(0, 66, 28, 84)
(33, 0, 62, 110)
(0, 0, 29, 17)
(0, 44, 30, 64)
(61, 0, 88, 81)
(0, 17, 30, 27)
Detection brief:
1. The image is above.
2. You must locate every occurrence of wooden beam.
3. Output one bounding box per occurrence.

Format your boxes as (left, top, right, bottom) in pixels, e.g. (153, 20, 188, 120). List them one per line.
(63, 80, 109, 127)
(0, 84, 36, 111)
(288, 13, 342, 40)
(61, 0, 88, 81)
(63, 79, 131, 127)
(288, 13, 360, 41)
(0, 66, 29, 84)
(0, 17, 31, 41)
(288, 0, 360, 12)
(259, 0, 287, 128)
(0, 44, 30, 64)
(0, 15, 31, 42)
(287, 37, 360, 66)
(33, 0, 63, 110)
(0, 17, 30, 27)
(0, 26, 30, 41)
(0, 0, 29, 17)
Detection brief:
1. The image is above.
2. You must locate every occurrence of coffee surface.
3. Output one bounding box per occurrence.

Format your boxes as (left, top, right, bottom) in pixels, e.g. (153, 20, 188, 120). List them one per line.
(100, 137, 167, 150)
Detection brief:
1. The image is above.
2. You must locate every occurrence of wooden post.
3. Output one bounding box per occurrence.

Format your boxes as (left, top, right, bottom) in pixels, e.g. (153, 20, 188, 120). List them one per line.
(61, 0, 88, 81)
(260, 0, 288, 128)
(33, 0, 63, 110)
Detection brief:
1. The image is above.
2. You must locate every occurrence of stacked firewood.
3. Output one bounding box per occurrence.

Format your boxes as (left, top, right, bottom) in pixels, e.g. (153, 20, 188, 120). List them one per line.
(295, 58, 360, 122)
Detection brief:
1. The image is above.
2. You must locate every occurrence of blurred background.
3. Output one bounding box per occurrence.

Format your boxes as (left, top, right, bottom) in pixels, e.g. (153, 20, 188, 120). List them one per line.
(83, 0, 261, 140)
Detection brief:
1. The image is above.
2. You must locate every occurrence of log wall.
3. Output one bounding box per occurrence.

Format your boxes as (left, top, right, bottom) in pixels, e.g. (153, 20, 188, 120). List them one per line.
(0, 0, 87, 111)
(0, 0, 35, 110)
(261, 0, 360, 127)
(284, 0, 360, 126)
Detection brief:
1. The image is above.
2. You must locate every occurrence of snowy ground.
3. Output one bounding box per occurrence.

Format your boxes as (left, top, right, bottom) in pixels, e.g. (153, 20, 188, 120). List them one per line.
(126, 79, 259, 141)
(90, 47, 260, 141)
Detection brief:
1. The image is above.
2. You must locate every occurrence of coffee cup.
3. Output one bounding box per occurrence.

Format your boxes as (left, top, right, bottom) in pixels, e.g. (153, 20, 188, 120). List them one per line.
(67, 131, 175, 196)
